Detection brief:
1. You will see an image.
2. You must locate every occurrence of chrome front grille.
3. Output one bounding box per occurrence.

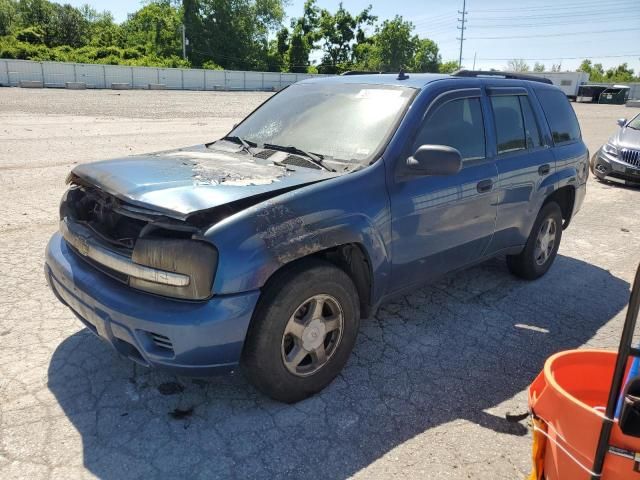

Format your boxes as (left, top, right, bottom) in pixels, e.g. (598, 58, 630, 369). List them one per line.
(621, 148, 640, 168)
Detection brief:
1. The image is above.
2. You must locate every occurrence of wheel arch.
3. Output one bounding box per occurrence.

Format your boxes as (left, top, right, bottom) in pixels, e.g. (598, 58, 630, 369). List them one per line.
(543, 185, 576, 229)
(256, 242, 375, 319)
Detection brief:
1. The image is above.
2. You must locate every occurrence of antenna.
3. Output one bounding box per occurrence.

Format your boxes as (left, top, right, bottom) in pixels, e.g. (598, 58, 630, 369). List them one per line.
(457, 0, 467, 69)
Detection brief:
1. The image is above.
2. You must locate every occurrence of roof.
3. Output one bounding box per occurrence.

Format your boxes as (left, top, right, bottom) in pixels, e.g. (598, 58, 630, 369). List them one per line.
(298, 72, 561, 90)
(298, 73, 450, 89)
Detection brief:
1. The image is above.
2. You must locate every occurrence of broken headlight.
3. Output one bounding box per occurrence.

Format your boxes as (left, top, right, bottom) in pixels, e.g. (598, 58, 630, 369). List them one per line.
(131, 238, 218, 301)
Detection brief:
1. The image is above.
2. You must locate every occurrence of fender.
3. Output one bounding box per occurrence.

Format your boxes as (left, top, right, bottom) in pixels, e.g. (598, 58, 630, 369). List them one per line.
(204, 161, 392, 301)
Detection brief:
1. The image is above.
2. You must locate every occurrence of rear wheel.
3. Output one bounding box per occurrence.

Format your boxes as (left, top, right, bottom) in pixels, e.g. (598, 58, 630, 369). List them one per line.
(242, 259, 360, 403)
(507, 202, 563, 280)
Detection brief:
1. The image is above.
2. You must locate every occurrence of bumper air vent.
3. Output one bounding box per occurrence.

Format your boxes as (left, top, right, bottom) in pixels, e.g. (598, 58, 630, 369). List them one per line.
(147, 332, 174, 352)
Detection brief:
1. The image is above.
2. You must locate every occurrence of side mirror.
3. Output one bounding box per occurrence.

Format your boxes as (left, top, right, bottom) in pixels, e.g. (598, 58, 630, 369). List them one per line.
(617, 118, 627, 127)
(405, 145, 462, 177)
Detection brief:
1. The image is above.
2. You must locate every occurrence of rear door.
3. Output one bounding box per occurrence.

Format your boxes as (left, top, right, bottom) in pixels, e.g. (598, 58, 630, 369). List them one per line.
(484, 86, 557, 252)
(388, 88, 499, 291)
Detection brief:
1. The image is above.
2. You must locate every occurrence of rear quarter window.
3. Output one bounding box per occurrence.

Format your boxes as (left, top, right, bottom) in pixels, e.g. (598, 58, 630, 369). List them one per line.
(536, 89, 581, 145)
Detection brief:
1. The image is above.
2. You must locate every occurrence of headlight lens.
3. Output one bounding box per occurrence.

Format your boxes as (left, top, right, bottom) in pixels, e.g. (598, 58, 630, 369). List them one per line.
(131, 238, 218, 300)
(602, 142, 619, 157)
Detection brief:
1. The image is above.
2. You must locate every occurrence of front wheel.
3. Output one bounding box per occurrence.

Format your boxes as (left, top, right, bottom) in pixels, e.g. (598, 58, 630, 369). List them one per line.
(242, 259, 360, 403)
(507, 202, 563, 280)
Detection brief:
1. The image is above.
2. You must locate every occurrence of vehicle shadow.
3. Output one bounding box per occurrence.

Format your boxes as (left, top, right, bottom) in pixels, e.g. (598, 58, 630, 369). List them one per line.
(47, 254, 629, 479)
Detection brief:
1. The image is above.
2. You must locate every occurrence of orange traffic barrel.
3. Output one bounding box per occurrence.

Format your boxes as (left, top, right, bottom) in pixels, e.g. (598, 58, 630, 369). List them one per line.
(528, 349, 640, 479)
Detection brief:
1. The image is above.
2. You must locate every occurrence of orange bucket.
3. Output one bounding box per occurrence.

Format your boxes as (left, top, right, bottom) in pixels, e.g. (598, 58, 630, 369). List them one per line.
(528, 349, 640, 479)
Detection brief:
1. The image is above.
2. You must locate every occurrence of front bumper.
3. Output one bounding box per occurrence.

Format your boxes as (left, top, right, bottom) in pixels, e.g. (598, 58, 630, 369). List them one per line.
(592, 149, 640, 184)
(45, 232, 260, 375)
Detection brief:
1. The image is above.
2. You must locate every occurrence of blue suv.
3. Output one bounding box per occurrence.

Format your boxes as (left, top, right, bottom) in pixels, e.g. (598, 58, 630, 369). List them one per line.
(45, 71, 588, 402)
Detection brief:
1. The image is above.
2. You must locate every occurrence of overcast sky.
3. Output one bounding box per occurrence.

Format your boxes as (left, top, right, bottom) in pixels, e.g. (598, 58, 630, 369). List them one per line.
(55, 0, 640, 73)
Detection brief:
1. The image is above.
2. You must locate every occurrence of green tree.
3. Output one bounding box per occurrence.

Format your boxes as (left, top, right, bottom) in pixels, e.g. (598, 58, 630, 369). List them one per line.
(16, 0, 53, 31)
(283, 0, 321, 72)
(438, 60, 459, 73)
(578, 59, 605, 82)
(187, 0, 284, 69)
(123, 1, 182, 58)
(0, 0, 18, 36)
(287, 25, 309, 72)
(48, 3, 89, 47)
(84, 9, 124, 48)
(317, 2, 375, 73)
(411, 37, 440, 73)
(374, 16, 414, 71)
(605, 63, 635, 82)
(533, 62, 545, 72)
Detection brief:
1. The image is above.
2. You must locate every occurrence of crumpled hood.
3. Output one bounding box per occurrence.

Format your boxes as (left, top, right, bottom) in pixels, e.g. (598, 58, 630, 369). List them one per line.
(71, 144, 340, 219)
(612, 125, 640, 149)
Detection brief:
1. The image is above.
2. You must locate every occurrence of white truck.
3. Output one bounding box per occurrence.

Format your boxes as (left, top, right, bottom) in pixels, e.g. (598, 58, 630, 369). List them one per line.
(513, 71, 590, 100)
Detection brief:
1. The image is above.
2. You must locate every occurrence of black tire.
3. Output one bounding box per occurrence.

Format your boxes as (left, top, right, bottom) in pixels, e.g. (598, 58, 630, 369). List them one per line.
(242, 258, 360, 403)
(507, 202, 563, 280)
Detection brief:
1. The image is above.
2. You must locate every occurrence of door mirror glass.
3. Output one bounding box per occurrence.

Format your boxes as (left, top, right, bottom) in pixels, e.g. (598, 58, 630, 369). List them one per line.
(406, 145, 462, 176)
(618, 118, 628, 127)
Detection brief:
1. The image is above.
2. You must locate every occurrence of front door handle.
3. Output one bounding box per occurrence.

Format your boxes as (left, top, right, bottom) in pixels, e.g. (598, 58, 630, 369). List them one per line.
(477, 179, 493, 193)
(538, 164, 551, 176)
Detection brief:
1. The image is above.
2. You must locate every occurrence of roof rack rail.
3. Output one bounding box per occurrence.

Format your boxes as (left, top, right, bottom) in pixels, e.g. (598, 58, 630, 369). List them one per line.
(340, 71, 383, 76)
(451, 69, 553, 85)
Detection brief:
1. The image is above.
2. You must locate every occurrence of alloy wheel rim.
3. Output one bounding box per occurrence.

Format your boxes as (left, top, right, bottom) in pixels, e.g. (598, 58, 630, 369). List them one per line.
(534, 217, 557, 266)
(281, 294, 344, 377)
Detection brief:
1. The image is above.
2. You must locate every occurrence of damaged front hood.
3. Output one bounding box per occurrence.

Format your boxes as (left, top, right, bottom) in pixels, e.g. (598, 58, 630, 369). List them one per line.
(71, 145, 340, 219)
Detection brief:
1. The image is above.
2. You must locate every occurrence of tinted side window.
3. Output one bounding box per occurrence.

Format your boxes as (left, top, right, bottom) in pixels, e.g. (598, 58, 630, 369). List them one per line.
(536, 89, 581, 144)
(519, 96, 543, 148)
(490, 95, 526, 154)
(413, 97, 485, 161)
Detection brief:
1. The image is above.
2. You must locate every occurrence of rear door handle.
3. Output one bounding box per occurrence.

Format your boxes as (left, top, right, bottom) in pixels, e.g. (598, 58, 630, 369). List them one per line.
(477, 179, 493, 193)
(538, 164, 551, 176)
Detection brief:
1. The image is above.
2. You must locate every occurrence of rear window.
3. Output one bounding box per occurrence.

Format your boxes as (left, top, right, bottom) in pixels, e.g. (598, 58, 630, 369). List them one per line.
(536, 89, 581, 144)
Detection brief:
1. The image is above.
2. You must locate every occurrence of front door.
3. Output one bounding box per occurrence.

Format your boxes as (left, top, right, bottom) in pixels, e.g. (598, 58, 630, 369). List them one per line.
(388, 88, 498, 292)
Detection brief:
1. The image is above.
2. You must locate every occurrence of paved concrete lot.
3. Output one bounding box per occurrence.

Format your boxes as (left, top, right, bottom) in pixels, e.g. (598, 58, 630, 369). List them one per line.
(1, 88, 638, 479)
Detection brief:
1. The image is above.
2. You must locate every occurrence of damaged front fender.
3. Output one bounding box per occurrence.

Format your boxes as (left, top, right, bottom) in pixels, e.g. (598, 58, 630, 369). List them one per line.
(204, 161, 392, 305)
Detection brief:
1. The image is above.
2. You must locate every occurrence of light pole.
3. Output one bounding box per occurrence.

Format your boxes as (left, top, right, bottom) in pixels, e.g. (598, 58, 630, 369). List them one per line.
(181, 24, 187, 60)
(457, 0, 467, 69)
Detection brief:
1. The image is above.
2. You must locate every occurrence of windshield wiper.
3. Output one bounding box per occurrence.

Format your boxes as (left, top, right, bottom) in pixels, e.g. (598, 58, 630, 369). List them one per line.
(220, 136, 257, 155)
(261, 143, 335, 171)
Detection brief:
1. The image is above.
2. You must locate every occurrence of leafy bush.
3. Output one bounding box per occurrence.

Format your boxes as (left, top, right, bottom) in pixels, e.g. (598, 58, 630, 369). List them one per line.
(202, 60, 223, 70)
(15, 26, 44, 44)
(94, 46, 121, 59)
(122, 48, 141, 60)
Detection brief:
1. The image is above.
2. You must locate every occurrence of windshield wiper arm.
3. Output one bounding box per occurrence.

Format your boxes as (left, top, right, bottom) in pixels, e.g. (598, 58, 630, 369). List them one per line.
(220, 135, 257, 155)
(261, 143, 334, 171)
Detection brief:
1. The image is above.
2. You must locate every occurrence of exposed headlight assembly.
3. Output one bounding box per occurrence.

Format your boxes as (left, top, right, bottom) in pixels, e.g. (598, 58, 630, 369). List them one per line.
(602, 142, 619, 157)
(131, 238, 218, 300)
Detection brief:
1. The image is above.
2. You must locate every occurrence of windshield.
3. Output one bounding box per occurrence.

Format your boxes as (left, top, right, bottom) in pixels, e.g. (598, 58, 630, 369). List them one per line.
(628, 113, 640, 130)
(229, 82, 415, 164)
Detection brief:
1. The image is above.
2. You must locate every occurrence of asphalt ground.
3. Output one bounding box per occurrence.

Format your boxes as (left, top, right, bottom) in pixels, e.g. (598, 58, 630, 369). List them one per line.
(1, 87, 639, 479)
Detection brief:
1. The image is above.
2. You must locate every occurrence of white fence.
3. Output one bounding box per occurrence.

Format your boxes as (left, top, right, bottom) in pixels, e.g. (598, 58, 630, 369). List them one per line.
(0, 59, 329, 91)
